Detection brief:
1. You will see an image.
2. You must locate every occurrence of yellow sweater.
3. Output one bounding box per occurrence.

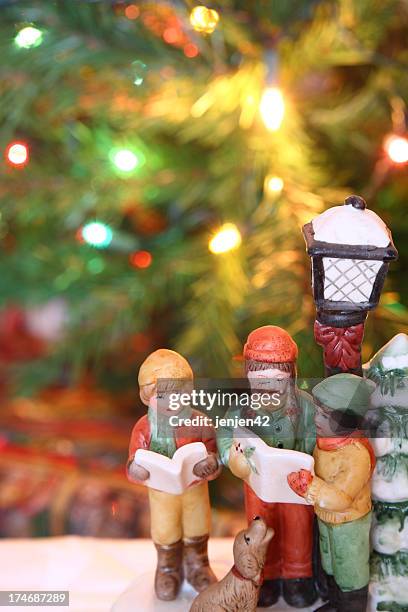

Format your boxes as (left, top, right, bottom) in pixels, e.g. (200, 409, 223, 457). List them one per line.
(305, 441, 372, 524)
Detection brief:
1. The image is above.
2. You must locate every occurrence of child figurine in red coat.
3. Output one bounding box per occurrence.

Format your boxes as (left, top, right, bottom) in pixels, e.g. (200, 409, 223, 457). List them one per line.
(218, 326, 317, 608)
(127, 349, 221, 601)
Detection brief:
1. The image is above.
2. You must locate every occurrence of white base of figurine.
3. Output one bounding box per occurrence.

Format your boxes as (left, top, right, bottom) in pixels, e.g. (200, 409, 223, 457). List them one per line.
(112, 566, 321, 611)
(369, 578, 408, 611)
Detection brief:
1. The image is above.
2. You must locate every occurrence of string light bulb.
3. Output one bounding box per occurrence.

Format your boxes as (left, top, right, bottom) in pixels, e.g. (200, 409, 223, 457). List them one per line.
(132, 60, 147, 86)
(15, 26, 43, 49)
(81, 222, 113, 249)
(260, 87, 285, 131)
(130, 250, 152, 269)
(209, 223, 241, 254)
(111, 148, 141, 173)
(125, 4, 140, 20)
(264, 175, 284, 195)
(384, 134, 408, 164)
(190, 6, 219, 34)
(5, 142, 29, 167)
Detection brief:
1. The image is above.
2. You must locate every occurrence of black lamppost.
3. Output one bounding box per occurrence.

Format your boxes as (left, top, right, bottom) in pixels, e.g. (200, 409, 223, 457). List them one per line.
(303, 195, 398, 376)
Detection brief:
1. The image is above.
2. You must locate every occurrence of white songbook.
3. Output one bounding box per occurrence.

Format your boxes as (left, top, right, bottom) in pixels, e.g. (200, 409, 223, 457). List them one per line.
(233, 427, 314, 505)
(134, 442, 208, 495)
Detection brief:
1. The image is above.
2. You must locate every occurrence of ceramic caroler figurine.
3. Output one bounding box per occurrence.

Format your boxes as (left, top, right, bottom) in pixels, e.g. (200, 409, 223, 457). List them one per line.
(127, 349, 221, 601)
(288, 373, 376, 611)
(364, 334, 408, 611)
(217, 326, 317, 608)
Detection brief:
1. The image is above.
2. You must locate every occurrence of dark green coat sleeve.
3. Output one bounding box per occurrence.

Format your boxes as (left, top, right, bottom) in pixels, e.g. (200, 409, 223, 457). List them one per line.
(296, 388, 316, 455)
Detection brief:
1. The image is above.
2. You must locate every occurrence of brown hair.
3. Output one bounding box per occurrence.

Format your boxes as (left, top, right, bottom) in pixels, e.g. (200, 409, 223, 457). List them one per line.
(245, 359, 297, 377)
(156, 378, 193, 394)
(140, 378, 193, 404)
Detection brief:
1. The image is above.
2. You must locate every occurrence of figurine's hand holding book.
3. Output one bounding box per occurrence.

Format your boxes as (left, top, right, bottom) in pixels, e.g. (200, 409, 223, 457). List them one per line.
(193, 452, 221, 481)
(128, 461, 150, 482)
(231, 427, 314, 505)
(228, 442, 252, 479)
(130, 442, 212, 495)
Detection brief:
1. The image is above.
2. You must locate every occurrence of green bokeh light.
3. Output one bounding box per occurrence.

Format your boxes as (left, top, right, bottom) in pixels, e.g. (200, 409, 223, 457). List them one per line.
(15, 26, 43, 49)
(113, 149, 138, 172)
(110, 148, 145, 174)
(82, 222, 113, 249)
(132, 60, 147, 86)
(87, 256, 105, 274)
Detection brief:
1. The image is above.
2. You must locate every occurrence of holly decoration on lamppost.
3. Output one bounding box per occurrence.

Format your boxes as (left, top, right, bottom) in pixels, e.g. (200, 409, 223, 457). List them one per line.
(303, 195, 398, 377)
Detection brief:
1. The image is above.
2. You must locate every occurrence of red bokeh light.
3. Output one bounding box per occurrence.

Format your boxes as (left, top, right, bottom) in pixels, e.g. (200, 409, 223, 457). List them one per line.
(75, 228, 85, 244)
(125, 4, 140, 20)
(130, 332, 151, 352)
(163, 27, 180, 44)
(130, 250, 152, 269)
(384, 134, 408, 164)
(5, 141, 29, 167)
(184, 43, 199, 58)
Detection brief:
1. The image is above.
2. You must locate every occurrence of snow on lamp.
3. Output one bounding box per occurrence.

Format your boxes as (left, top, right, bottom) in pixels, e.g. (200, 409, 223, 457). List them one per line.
(303, 195, 398, 376)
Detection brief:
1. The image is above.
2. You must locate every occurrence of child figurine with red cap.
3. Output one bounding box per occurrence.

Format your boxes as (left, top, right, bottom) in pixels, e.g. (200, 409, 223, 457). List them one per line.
(217, 326, 317, 608)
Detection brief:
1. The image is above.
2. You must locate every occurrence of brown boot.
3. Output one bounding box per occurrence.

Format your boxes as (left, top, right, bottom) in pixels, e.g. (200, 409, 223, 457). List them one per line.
(154, 540, 184, 601)
(314, 576, 339, 611)
(184, 534, 217, 593)
(336, 585, 368, 612)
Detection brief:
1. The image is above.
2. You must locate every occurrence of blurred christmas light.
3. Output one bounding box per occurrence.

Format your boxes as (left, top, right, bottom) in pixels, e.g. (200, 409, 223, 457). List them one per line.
(125, 4, 140, 20)
(264, 175, 284, 195)
(81, 222, 113, 249)
(15, 26, 43, 49)
(184, 43, 199, 58)
(130, 250, 152, 268)
(87, 257, 105, 274)
(190, 6, 219, 34)
(5, 142, 29, 166)
(132, 60, 147, 86)
(112, 149, 140, 172)
(384, 134, 408, 164)
(209, 223, 241, 254)
(259, 87, 285, 131)
(163, 27, 180, 44)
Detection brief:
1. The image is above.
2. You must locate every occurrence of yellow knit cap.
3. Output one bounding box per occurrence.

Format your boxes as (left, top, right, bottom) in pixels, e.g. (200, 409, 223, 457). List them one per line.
(138, 349, 193, 388)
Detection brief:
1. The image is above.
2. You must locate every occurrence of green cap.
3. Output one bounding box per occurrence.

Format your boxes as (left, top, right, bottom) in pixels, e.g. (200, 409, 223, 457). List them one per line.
(312, 373, 376, 416)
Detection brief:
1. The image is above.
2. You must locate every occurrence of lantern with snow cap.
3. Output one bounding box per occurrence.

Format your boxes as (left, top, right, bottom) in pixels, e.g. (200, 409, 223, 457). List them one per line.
(303, 195, 398, 376)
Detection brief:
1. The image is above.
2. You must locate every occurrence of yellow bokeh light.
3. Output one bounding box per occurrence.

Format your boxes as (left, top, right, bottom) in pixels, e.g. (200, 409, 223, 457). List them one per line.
(385, 134, 408, 164)
(190, 6, 219, 34)
(209, 223, 241, 254)
(259, 87, 285, 131)
(264, 175, 284, 195)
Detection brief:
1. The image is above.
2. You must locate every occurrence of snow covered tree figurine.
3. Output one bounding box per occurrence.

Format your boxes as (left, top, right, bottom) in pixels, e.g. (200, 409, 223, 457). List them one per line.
(364, 334, 408, 611)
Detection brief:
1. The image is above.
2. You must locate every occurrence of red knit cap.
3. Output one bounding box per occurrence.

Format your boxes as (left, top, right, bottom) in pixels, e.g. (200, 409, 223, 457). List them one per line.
(243, 326, 298, 363)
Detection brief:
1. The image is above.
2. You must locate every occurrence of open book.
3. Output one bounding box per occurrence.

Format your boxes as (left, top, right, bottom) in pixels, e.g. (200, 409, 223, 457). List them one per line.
(233, 427, 314, 505)
(134, 442, 208, 495)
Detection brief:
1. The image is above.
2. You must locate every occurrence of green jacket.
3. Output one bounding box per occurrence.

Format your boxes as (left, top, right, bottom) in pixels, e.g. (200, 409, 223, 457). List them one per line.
(217, 388, 316, 466)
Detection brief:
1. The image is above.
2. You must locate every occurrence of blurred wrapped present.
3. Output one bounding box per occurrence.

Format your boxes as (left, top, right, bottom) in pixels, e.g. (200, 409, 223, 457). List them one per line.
(0, 385, 150, 538)
(0, 443, 150, 539)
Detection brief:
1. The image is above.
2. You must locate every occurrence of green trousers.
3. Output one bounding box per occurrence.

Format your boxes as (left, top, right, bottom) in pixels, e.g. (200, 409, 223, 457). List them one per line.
(318, 512, 372, 592)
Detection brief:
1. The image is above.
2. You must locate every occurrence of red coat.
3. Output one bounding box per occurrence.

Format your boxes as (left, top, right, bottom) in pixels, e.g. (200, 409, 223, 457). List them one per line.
(128, 409, 218, 462)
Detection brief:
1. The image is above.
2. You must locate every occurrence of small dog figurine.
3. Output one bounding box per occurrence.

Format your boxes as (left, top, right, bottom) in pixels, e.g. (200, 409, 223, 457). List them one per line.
(190, 517, 274, 612)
